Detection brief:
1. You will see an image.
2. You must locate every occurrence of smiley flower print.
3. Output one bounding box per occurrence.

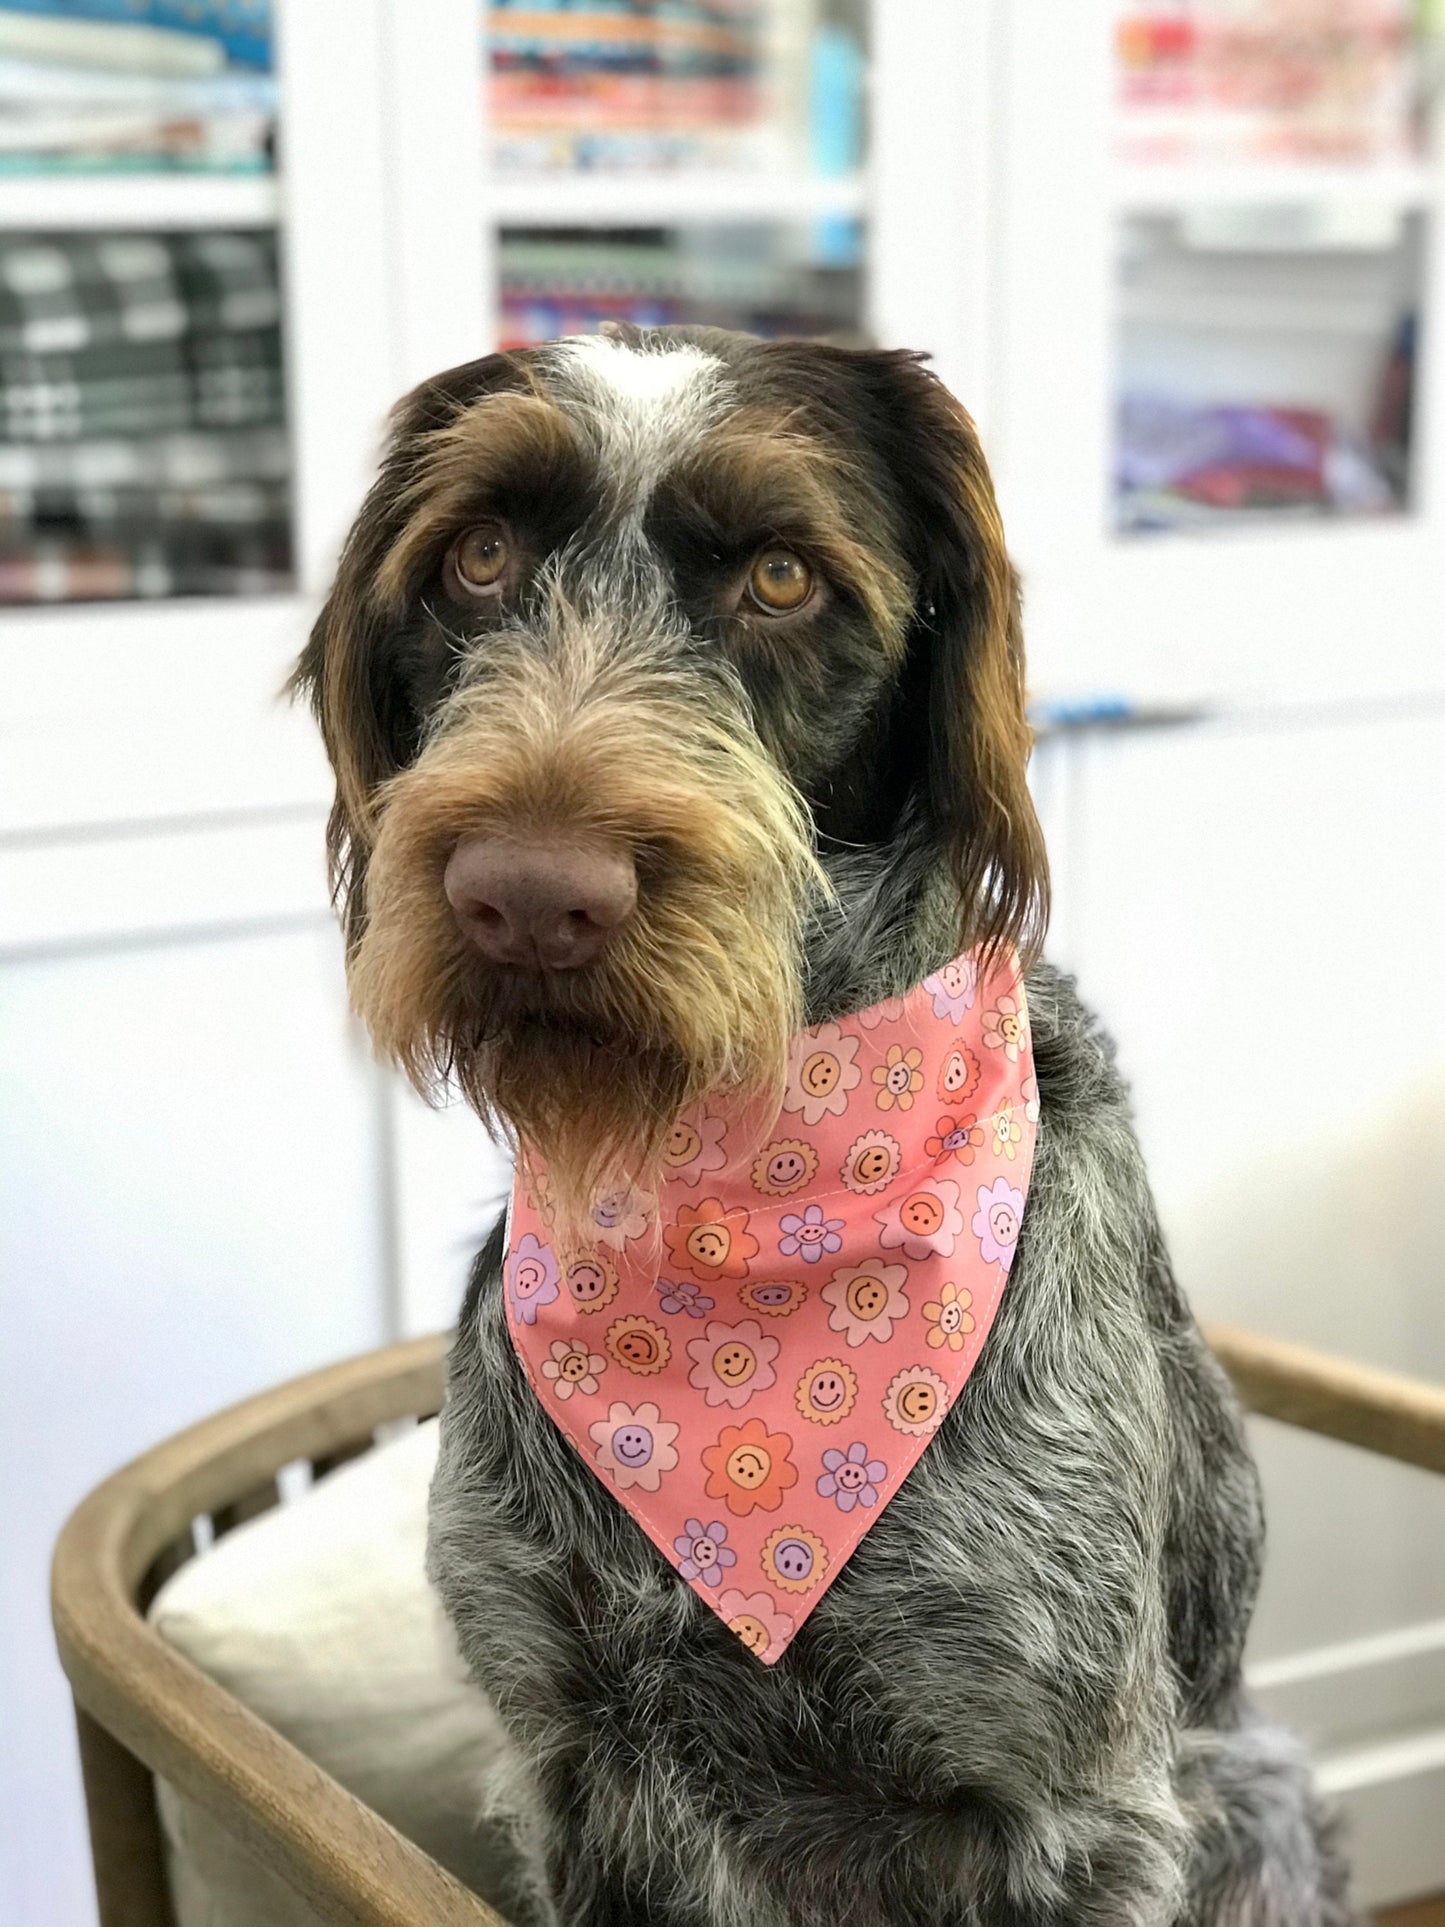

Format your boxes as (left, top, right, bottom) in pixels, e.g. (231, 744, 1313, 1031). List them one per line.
(702, 1417, 798, 1516)
(540, 1337, 605, 1400)
(883, 1365, 950, 1437)
(663, 1198, 759, 1282)
(794, 1356, 858, 1424)
(854, 993, 906, 1030)
(875, 1176, 965, 1260)
(926, 1112, 984, 1169)
(590, 1185, 651, 1250)
(873, 1044, 924, 1112)
(925, 956, 978, 1022)
(686, 1318, 780, 1409)
(589, 1402, 679, 1492)
(922, 1281, 975, 1352)
(973, 1176, 1026, 1270)
(820, 1262, 910, 1346)
(718, 1589, 793, 1660)
(839, 1128, 901, 1196)
(817, 1441, 888, 1512)
(606, 1314, 670, 1376)
(673, 1518, 736, 1587)
(751, 1137, 818, 1198)
(502, 944, 1038, 1666)
(761, 1524, 828, 1593)
(661, 1109, 728, 1186)
(782, 1022, 861, 1125)
(982, 994, 1029, 1063)
(654, 1278, 715, 1318)
(778, 1202, 844, 1265)
(506, 1233, 559, 1325)
(990, 1107, 1023, 1161)
(937, 1042, 980, 1104)
(563, 1253, 618, 1314)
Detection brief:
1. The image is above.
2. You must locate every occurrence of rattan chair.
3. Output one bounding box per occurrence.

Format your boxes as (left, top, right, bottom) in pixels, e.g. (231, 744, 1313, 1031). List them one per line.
(52, 1326, 1445, 1927)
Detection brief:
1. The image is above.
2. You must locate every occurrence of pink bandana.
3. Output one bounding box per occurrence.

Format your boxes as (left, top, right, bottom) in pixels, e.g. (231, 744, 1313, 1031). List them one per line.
(503, 948, 1037, 1663)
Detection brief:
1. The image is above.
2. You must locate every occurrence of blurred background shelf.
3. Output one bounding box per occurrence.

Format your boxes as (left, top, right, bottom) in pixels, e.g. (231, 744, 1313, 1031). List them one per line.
(1112, 159, 1439, 211)
(488, 167, 866, 228)
(0, 171, 278, 229)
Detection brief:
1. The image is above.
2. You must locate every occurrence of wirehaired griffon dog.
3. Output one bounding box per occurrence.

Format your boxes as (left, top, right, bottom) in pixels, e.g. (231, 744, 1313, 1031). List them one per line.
(295, 327, 1353, 1926)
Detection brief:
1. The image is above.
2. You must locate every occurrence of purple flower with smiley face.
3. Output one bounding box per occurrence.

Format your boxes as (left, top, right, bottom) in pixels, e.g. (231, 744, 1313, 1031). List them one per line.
(506, 1232, 559, 1325)
(655, 1277, 715, 1318)
(778, 1202, 844, 1265)
(816, 1440, 888, 1512)
(673, 1517, 737, 1587)
(924, 956, 978, 1023)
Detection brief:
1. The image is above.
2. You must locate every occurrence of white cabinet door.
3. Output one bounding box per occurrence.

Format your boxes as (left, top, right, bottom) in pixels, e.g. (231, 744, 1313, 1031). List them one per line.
(389, 1081, 514, 1341)
(0, 917, 387, 1927)
(1038, 707, 1445, 1905)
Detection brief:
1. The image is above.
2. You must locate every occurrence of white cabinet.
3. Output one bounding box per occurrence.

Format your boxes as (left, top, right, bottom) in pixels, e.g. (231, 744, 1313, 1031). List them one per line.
(0, 915, 389, 1926)
(1034, 706, 1445, 1902)
(992, 1, 1445, 711)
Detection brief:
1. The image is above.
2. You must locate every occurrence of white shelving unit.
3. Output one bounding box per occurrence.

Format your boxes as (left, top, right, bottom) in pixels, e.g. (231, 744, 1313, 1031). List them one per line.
(489, 168, 866, 227)
(0, 171, 279, 229)
(993, 1, 1445, 712)
(1112, 158, 1437, 212)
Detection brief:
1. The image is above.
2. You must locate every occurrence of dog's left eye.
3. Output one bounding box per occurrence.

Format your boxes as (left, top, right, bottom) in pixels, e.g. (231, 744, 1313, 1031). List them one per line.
(745, 548, 814, 616)
(447, 522, 511, 598)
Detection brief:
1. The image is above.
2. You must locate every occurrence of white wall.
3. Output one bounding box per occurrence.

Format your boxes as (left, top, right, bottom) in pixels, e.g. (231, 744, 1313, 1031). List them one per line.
(0, 915, 390, 1925)
(1034, 703, 1445, 1902)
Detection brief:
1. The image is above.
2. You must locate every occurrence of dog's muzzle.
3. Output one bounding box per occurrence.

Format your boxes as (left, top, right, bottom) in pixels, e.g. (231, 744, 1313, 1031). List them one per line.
(444, 834, 638, 971)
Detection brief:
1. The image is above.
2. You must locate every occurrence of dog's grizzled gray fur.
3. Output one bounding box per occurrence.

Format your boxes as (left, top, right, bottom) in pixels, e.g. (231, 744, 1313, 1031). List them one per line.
(296, 325, 1354, 1925)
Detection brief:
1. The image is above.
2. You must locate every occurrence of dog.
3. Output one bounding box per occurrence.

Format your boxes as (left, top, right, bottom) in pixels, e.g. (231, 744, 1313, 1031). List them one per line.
(295, 326, 1354, 1925)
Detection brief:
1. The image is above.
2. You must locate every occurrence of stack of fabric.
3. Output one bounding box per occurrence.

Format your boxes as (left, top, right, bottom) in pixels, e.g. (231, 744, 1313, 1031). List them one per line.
(1115, 390, 1399, 532)
(0, 226, 291, 601)
(488, 0, 768, 174)
(1114, 0, 1420, 165)
(0, 0, 274, 175)
(499, 226, 862, 349)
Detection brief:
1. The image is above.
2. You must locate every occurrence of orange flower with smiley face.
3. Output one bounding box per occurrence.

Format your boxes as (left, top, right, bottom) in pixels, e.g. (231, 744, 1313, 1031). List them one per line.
(663, 1197, 759, 1282)
(702, 1417, 799, 1516)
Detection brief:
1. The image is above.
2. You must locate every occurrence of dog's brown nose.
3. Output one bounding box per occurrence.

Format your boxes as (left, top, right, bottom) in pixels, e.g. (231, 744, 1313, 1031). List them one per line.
(444, 835, 637, 970)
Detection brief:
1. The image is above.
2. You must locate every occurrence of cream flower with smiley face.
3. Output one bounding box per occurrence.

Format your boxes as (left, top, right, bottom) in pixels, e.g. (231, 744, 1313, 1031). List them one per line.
(820, 1263, 911, 1347)
(540, 1337, 606, 1400)
(589, 1401, 679, 1492)
(882, 1365, 950, 1437)
(685, 1318, 780, 1409)
(781, 1022, 861, 1125)
(661, 1108, 729, 1186)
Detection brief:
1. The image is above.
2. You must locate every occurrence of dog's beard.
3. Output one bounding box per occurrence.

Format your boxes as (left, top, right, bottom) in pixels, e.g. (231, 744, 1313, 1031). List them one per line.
(346, 613, 823, 1243)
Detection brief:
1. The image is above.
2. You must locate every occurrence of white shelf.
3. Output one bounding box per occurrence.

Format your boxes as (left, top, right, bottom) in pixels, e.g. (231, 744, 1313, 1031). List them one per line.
(488, 168, 867, 228)
(0, 171, 279, 231)
(1113, 159, 1437, 213)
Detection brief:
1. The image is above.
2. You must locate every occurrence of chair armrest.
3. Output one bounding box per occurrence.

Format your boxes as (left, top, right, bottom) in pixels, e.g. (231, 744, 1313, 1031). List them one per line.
(1205, 1323, 1445, 1478)
(53, 1333, 506, 1927)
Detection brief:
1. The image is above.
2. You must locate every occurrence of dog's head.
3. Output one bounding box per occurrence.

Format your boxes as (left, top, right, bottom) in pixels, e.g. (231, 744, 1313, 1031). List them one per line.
(294, 326, 1046, 1225)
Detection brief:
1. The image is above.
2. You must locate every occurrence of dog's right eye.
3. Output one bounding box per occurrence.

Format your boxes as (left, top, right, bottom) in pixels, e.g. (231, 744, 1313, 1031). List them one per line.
(447, 522, 511, 598)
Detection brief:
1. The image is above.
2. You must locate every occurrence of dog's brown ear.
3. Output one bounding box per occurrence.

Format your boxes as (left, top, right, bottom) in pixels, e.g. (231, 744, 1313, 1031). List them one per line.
(873, 352, 1049, 972)
(290, 352, 528, 947)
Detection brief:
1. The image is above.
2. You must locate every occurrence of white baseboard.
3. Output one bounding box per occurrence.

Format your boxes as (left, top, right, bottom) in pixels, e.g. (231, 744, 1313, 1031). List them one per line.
(1249, 1618, 1445, 1908)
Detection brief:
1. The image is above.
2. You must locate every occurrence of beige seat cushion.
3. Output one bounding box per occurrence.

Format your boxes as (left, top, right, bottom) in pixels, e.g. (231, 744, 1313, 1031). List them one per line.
(149, 1419, 541, 1927)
